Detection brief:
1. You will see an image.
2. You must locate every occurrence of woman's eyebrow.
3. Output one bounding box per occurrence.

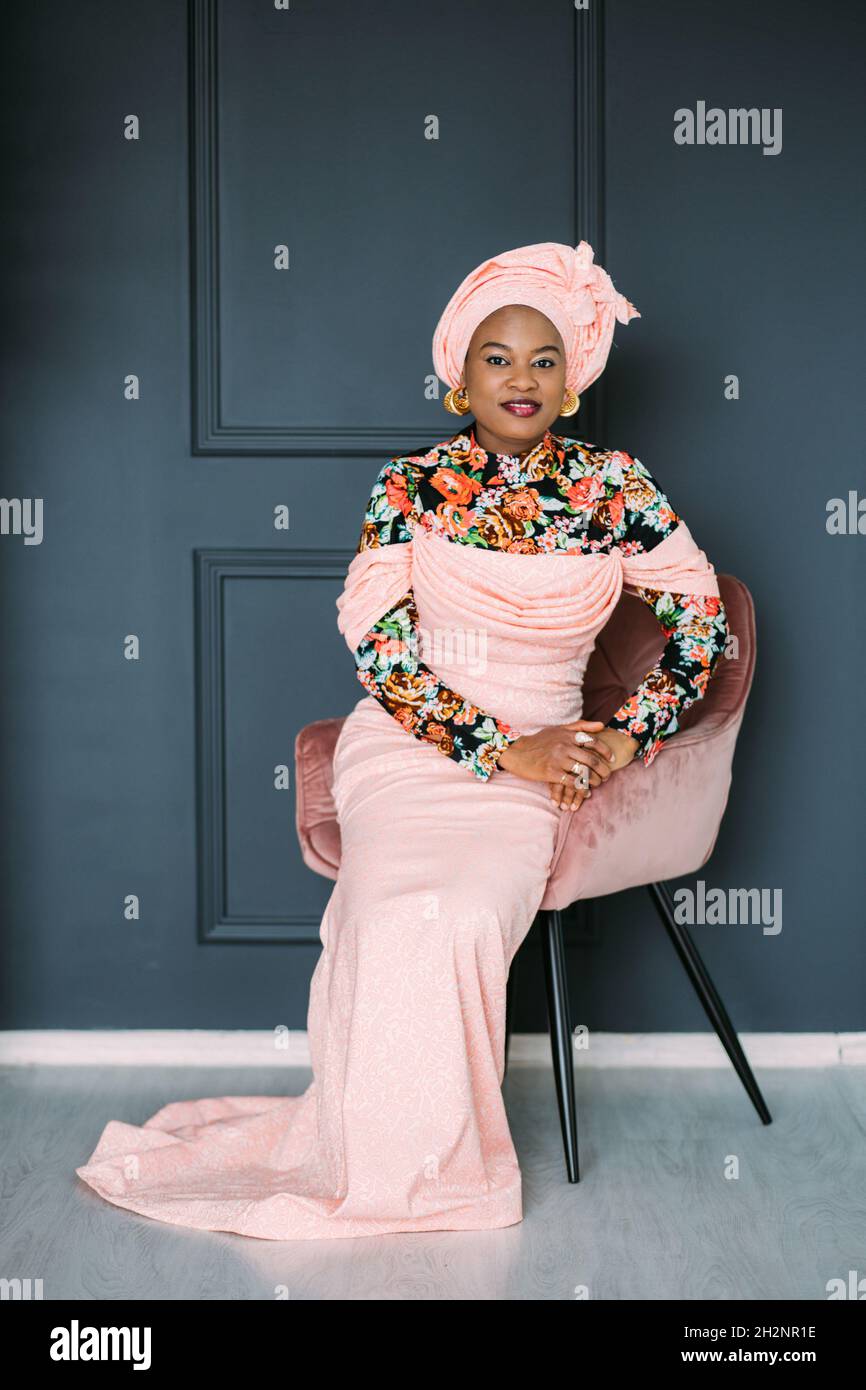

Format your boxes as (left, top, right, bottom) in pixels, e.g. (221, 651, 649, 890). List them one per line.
(478, 341, 562, 353)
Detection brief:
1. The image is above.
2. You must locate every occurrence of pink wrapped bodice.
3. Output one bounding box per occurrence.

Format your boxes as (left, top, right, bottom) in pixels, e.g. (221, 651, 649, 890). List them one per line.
(336, 517, 720, 738)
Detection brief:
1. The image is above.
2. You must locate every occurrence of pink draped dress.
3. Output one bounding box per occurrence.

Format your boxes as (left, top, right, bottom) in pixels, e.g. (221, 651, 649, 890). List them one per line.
(74, 425, 725, 1240)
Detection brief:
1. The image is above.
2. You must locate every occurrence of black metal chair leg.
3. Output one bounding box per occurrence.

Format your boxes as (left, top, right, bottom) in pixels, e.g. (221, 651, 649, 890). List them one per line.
(648, 881, 772, 1126)
(540, 908, 580, 1182)
(503, 949, 519, 1079)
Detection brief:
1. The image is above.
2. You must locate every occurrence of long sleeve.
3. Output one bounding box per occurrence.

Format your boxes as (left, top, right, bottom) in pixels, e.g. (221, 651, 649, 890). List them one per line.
(350, 458, 522, 780)
(603, 453, 729, 766)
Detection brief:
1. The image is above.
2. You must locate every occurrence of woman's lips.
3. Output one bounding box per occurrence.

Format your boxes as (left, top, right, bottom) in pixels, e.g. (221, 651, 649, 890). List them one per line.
(501, 400, 541, 416)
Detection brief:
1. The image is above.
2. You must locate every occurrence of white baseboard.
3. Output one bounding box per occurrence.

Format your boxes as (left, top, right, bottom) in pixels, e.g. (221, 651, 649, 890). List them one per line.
(0, 1030, 863, 1068)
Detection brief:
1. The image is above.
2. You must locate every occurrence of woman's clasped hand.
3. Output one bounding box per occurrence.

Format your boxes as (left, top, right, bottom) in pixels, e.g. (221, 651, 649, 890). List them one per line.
(497, 719, 638, 811)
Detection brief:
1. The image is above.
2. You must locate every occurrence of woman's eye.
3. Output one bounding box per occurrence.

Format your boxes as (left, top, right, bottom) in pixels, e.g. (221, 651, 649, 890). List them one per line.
(484, 355, 556, 368)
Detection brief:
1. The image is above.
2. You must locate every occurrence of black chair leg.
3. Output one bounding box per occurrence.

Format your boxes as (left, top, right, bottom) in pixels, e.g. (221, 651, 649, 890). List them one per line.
(540, 908, 580, 1182)
(648, 881, 772, 1125)
(503, 949, 519, 1079)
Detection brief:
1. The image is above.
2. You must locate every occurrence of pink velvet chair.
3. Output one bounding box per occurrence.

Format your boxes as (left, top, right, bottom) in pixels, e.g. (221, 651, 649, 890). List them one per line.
(294, 572, 770, 1183)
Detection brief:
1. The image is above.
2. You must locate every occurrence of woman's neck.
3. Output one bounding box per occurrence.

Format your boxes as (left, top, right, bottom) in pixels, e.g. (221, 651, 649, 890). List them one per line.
(468, 419, 549, 461)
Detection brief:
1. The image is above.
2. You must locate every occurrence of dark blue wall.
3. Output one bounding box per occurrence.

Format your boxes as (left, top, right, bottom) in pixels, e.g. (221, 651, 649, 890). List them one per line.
(1, 0, 862, 1031)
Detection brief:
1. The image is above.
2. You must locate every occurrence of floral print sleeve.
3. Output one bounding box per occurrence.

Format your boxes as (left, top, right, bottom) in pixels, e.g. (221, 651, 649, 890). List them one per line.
(603, 453, 729, 766)
(351, 458, 522, 780)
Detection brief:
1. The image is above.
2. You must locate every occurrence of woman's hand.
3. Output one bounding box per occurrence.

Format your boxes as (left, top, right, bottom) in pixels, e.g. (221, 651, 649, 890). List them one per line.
(498, 721, 640, 812)
(498, 719, 616, 806)
(548, 726, 640, 810)
(550, 726, 640, 810)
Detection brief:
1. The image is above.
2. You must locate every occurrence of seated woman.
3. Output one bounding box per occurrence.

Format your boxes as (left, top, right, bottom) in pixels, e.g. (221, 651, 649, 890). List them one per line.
(75, 241, 727, 1241)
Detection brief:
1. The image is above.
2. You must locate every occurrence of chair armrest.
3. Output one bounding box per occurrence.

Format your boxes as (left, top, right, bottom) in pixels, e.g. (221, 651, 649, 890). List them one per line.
(584, 574, 756, 750)
(294, 717, 344, 880)
(541, 710, 745, 909)
(542, 576, 757, 909)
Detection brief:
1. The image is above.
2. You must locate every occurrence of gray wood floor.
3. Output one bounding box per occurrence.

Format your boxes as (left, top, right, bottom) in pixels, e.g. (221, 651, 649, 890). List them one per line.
(2, 1062, 863, 1300)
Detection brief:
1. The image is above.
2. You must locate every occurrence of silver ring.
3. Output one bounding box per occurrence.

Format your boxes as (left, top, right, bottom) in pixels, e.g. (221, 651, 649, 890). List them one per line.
(571, 762, 590, 790)
(573, 731, 594, 746)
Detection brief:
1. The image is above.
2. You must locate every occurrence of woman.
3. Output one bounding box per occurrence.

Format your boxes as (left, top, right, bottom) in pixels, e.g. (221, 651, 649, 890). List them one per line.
(75, 242, 728, 1241)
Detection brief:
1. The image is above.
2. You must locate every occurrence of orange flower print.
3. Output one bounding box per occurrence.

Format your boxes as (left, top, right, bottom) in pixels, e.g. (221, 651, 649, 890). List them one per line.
(593, 490, 624, 531)
(430, 466, 482, 507)
(423, 722, 455, 756)
(437, 502, 477, 538)
(373, 632, 409, 662)
(381, 670, 428, 708)
(566, 474, 604, 510)
(501, 487, 541, 522)
(432, 687, 466, 721)
(384, 470, 412, 517)
(358, 519, 380, 551)
(446, 436, 487, 471)
(474, 507, 526, 547)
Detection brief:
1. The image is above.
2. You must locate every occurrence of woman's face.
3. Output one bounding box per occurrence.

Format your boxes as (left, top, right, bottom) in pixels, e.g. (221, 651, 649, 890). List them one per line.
(461, 304, 567, 455)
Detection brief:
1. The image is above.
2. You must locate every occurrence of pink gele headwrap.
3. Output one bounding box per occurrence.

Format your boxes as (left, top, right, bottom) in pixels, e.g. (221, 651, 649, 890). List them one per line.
(431, 240, 640, 394)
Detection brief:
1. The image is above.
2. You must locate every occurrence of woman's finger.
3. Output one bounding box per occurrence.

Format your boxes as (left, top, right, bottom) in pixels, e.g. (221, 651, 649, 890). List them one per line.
(558, 776, 575, 808)
(556, 749, 608, 783)
(557, 742, 614, 780)
(551, 773, 581, 809)
(565, 781, 591, 812)
(567, 732, 616, 766)
(567, 739, 614, 772)
(550, 770, 592, 811)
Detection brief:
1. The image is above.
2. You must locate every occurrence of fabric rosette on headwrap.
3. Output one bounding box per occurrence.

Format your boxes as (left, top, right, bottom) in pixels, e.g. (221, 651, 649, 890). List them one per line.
(431, 240, 640, 395)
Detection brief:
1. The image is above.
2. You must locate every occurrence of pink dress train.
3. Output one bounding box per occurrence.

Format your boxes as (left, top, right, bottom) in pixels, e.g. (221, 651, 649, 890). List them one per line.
(74, 522, 719, 1239)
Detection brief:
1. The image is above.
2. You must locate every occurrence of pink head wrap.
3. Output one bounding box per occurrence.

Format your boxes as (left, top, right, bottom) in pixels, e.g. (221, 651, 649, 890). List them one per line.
(431, 240, 640, 395)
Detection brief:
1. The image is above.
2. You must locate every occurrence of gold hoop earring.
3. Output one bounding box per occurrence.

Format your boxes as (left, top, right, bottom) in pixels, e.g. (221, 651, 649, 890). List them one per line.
(559, 389, 580, 417)
(444, 386, 470, 415)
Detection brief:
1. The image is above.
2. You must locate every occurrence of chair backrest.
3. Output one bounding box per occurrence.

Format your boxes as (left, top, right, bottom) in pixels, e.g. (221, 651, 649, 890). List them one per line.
(582, 574, 756, 738)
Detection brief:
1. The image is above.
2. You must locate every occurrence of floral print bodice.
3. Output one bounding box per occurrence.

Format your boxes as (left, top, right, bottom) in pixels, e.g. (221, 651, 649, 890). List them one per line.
(349, 422, 728, 780)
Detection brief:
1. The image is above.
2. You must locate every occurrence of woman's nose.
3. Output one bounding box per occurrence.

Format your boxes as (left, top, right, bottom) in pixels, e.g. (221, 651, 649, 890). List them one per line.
(506, 366, 539, 391)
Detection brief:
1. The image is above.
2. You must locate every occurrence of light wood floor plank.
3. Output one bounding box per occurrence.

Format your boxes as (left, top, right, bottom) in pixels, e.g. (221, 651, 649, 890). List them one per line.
(1, 1064, 861, 1301)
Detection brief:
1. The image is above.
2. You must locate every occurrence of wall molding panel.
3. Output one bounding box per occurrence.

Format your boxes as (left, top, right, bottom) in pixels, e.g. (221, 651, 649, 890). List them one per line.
(188, 0, 605, 455)
(195, 546, 351, 943)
